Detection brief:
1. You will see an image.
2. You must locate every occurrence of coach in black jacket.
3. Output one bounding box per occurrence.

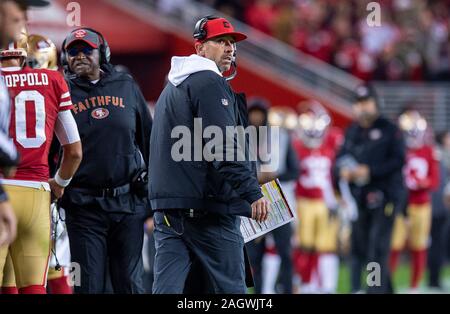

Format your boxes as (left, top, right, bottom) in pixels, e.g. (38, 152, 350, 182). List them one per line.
(59, 28, 152, 293)
(336, 85, 406, 294)
(149, 16, 269, 294)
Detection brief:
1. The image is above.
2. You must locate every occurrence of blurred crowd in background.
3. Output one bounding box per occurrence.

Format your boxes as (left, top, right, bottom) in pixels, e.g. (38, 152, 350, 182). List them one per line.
(160, 0, 450, 81)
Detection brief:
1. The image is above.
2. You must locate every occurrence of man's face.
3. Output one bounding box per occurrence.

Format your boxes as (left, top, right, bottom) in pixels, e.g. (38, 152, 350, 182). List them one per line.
(67, 41, 100, 79)
(352, 98, 378, 125)
(0, 1, 26, 47)
(196, 35, 235, 73)
(249, 109, 266, 128)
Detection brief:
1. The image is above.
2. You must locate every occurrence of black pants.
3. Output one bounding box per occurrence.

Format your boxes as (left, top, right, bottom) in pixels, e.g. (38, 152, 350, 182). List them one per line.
(246, 223, 293, 294)
(152, 209, 246, 294)
(350, 200, 394, 294)
(65, 204, 146, 294)
(428, 215, 449, 288)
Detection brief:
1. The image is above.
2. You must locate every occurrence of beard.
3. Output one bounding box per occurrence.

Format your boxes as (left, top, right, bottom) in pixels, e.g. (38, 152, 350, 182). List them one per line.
(219, 63, 231, 73)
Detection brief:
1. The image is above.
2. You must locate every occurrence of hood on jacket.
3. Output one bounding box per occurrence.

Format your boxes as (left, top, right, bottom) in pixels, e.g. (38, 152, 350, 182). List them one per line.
(168, 54, 222, 86)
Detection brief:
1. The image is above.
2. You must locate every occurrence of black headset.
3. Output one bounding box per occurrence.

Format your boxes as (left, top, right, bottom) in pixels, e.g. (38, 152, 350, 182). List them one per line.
(60, 27, 111, 71)
(193, 15, 219, 41)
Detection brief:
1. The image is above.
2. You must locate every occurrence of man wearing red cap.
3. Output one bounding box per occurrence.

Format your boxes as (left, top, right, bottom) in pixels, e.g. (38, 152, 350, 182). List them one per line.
(150, 16, 269, 294)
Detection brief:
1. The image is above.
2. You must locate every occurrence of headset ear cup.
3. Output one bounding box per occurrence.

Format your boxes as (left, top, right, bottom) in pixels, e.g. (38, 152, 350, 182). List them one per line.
(60, 38, 72, 78)
(199, 18, 209, 40)
(193, 16, 218, 41)
(98, 42, 110, 65)
(193, 18, 206, 40)
(92, 29, 110, 64)
(199, 19, 207, 40)
(98, 46, 103, 64)
(102, 41, 111, 63)
(105, 46, 111, 63)
(60, 38, 67, 68)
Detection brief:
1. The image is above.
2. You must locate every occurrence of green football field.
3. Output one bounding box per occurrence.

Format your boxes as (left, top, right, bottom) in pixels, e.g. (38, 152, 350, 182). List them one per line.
(246, 260, 450, 294)
(337, 263, 450, 294)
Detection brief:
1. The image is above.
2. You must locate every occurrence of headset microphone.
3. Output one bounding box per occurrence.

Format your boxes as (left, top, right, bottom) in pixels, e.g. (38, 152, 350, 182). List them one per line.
(225, 43, 237, 81)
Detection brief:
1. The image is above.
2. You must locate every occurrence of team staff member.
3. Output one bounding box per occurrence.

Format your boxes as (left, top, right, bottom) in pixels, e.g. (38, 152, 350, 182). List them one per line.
(150, 16, 269, 294)
(336, 85, 406, 294)
(59, 28, 152, 294)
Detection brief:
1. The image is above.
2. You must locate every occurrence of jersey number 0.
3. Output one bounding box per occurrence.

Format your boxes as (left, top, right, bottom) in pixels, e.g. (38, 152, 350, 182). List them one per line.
(14, 90, 46, 148)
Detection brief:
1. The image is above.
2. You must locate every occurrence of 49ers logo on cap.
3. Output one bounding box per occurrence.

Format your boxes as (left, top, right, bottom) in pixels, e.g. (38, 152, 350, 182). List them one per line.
(74, 30, 87, 39)
(91, 108, 109, 119)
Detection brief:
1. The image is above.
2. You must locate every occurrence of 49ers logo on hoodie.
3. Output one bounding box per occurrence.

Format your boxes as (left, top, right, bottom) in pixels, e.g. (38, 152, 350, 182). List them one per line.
(91, 108, 109, 119)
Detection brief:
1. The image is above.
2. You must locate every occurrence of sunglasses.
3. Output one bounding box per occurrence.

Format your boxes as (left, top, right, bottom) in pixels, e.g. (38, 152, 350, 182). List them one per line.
(67, 46, 95, 57)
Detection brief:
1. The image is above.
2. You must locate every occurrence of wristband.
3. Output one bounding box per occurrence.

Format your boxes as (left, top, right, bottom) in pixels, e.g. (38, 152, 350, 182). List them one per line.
(54, 170, 72, 187)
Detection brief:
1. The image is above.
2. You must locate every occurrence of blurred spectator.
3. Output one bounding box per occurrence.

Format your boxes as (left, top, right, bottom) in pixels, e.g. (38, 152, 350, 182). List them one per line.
(358, 5, 399, 56)
(291, 0, 334, 63)
(421, 8, 450, 80)
(245, 0, 278, 35)
(155, 0, 190, 18)
(272, 0, 297, 44)
(213, 0, 246, 22)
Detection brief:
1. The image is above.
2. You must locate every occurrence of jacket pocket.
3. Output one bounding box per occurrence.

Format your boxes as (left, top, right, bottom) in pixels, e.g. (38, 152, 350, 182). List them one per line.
(219, 214, 243, 243)
(154, 211, 185, 236)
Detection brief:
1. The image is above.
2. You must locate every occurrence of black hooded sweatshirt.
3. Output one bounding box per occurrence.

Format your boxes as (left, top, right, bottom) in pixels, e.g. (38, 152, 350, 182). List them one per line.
(61, 64, 152, 213)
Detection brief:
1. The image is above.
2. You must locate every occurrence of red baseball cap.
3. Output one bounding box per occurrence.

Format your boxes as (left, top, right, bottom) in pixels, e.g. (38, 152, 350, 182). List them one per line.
(64, 29, 101, 49)
(198, 18, 247, 42)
